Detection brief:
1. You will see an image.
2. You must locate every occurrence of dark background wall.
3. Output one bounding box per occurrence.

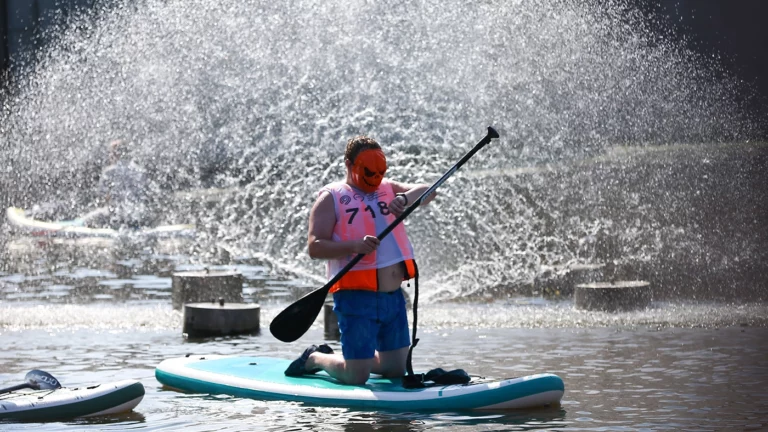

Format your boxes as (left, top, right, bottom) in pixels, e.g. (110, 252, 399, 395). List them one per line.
(638, 0, 768, 137)
(0, 0, 97, 89)
(0, 0, 7, 78)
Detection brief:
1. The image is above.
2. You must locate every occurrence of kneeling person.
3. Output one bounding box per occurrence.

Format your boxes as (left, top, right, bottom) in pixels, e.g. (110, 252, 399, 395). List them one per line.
(285, 135, 435, 385)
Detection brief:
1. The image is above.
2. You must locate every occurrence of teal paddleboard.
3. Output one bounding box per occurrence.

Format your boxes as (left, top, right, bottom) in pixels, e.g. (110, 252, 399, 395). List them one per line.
(155, 355, 564, 411)
(0, 379, 145, 421)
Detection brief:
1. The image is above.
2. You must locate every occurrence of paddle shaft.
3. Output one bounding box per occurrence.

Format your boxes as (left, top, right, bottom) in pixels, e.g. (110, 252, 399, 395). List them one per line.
(269, 126, 499, 342)
(0, 383, 30, 395)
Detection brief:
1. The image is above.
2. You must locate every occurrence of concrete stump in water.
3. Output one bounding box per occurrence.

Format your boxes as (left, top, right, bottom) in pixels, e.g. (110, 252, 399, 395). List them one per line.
(183, 300, 260, 338)
(324, 300, 340, 340)
(172, 270, 243, 310)
(574, 281, 652, 312)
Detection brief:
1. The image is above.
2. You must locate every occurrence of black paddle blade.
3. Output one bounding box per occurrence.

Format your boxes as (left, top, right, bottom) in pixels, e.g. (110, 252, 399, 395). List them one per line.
(269, 286, 329, 342)
(487, 126, 499, 139)
(25, 369, 61, 390)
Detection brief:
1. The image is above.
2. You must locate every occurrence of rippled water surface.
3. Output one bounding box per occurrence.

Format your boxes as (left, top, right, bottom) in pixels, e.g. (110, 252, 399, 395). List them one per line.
(1, 240, 767, 431)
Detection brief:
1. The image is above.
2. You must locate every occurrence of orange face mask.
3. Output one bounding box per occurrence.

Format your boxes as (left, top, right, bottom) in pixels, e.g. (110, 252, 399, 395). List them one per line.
(350, 149, 387, 193)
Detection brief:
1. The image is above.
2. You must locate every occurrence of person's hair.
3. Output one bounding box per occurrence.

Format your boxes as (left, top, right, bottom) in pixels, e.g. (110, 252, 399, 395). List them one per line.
(344, 136, 381, 163)
(109, 139, 130, 161)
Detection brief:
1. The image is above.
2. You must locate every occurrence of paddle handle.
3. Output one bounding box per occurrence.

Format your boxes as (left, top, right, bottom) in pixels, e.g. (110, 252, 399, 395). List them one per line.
(378, 126, 498, 237)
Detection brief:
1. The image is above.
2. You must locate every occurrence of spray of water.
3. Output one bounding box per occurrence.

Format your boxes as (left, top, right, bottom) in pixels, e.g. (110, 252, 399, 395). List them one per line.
(0, 0, 758, 300)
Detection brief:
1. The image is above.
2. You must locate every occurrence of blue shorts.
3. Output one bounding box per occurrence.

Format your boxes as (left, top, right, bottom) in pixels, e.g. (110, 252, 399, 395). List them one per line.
(333, 289, 411, 360)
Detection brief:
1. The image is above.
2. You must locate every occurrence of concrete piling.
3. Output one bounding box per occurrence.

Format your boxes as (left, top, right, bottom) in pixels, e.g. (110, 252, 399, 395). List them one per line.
(183, 299, 260, 338)
(574, 281, 652, 312)
(172, 269, 243, 310)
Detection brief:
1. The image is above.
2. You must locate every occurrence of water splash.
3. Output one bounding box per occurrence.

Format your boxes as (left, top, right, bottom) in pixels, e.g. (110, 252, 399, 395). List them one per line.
(0, 0, 759, 301)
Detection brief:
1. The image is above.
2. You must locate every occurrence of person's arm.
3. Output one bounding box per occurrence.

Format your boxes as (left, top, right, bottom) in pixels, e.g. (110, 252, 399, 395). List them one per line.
(307, 191, 379, 259)
(387, 180, 437, 216)
(97, 167, 113, 206)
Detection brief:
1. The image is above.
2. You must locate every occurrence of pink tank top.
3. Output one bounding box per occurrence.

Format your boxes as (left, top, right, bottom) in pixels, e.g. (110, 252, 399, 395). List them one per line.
(321, 180, 416, 290)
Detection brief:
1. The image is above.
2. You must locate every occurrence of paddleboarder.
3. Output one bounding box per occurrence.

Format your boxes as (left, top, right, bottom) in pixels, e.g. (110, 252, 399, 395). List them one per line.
(82, 139, 153, 229)
(285, 135, 436, 385)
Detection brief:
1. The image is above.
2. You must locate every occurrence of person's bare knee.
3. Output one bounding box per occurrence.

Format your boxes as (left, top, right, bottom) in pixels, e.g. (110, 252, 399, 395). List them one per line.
(376, 347, 408, 378)
(339, 358, 374, 385)
(345, 368, 372, 385)
(378, 358, 406, 378)
(380, 366, 405, 378)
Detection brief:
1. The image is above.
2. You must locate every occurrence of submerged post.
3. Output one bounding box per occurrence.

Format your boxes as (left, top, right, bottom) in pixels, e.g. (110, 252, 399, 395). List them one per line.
(183, 300, 260, 338)
(172, 270, 244, 310)
(574, 281, 652, 312)
(323, 300, 340, 340)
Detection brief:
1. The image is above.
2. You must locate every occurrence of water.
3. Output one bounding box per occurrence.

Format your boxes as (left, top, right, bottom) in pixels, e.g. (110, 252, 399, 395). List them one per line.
(2, 309, 768, 430)
(1, 0, 767, 429)
(1, 243, 767, 430)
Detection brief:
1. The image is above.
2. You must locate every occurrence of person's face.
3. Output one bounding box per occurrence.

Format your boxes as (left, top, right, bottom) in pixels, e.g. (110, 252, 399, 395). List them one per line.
(349, 149, 386, 193)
